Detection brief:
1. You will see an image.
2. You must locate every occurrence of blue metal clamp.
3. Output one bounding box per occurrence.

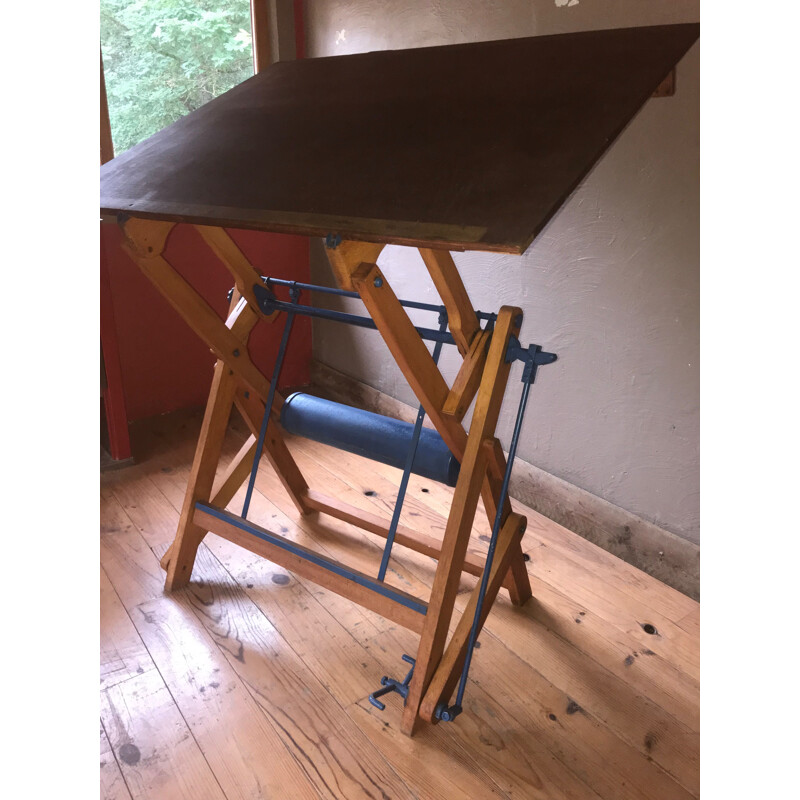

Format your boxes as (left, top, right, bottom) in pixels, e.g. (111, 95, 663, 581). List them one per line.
(369, 654, 416, 711)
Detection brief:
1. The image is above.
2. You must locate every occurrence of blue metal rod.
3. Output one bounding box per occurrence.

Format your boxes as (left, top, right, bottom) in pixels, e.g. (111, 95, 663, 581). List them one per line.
(254, 287, 457, 345)
(197, 503, 428, 616)
(241, 309, 296, 519)
(262, 276, 496, 321)
(377, 314, 449, 582)
(453, 376, 533, 709)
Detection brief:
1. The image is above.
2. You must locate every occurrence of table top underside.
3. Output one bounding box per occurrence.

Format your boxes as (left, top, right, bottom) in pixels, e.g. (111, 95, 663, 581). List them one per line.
(100, 23, 699, 254)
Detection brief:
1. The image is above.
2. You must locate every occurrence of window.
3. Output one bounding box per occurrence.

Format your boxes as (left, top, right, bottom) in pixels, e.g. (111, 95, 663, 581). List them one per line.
(100, 0, 254, 154)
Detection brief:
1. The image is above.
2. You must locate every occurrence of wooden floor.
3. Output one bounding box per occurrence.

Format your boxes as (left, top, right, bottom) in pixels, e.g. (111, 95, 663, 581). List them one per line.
(100, 407, 699, 800)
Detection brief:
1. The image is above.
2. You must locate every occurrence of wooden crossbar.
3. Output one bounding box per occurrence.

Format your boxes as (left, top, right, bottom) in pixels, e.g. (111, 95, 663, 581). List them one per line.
(302, 488, 516, 589)
(194, 504, 428, 634)
(120, 218, 533, 736)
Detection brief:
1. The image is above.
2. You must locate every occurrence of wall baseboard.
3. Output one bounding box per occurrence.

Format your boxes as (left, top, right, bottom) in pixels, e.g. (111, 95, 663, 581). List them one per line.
(310, 359, 699, 600)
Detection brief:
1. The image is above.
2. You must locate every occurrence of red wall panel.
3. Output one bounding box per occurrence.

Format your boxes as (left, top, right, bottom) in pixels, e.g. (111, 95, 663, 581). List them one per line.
(101, 222, 311, 422)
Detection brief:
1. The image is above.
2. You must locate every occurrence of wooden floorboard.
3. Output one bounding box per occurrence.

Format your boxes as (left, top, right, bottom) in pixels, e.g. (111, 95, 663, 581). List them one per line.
(100, 407, 699, 799)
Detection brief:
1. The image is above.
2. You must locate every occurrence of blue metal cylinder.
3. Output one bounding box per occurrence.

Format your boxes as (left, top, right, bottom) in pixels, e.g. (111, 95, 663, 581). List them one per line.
(280, 393, 461, 487)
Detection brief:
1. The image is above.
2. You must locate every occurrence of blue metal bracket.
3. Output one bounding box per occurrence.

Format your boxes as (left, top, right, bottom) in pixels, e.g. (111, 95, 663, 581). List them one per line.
(324, 233, 342, 249)
(369, 654, 416, 711)
(505, 337, 558, 383)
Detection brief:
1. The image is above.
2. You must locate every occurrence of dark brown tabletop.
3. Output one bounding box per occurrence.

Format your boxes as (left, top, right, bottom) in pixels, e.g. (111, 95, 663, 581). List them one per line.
(100, 23, 699, 254)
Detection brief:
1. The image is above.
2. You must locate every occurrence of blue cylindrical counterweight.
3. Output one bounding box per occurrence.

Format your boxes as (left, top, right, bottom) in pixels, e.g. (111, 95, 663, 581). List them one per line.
(279, 392, 461, 487)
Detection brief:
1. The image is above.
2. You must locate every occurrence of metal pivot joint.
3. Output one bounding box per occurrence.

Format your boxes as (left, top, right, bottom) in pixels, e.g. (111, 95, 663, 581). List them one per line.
(369, 654, 416, 711)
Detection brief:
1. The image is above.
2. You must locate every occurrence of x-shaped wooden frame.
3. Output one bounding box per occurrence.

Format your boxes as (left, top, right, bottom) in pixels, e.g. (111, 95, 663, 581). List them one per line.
(119, 217, 532, 735)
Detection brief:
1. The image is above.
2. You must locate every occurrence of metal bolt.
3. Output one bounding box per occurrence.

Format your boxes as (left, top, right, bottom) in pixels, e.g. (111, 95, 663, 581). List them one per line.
(232, 349, 240, 357)
(244, 391, 250, 399)
(373, 276, 383, 288)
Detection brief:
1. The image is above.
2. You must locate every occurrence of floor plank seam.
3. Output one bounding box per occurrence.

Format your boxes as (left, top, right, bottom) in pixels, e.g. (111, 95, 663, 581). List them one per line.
(102, 554, 233, 800)
(100, 716, 135, 800)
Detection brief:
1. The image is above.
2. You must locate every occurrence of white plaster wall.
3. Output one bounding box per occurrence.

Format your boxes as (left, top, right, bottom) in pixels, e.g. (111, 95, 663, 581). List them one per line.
(305, 0, 700, 544)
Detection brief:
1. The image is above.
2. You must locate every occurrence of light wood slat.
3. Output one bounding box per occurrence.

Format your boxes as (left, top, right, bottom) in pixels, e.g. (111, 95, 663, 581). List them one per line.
(384, 621, 695, 800)
(233, 387, 310, 513)
(443, 328, 491, 420)
(110, 498, 318, 800)
(303, 486, 514, 589)
(287, 432, 492, 562)
(195, 225, 278, 321)
(419, 247, 481, 355)
(325, 239, 385, 291)
(101, 497, 167, 608)
(522, 574, 700, 731)
(285, 433, 500, 558)
(194, 505, 428, 634)
(103, 467, 182, 551)
(676, 606, 700, 638)
(101, 668, 226, 800)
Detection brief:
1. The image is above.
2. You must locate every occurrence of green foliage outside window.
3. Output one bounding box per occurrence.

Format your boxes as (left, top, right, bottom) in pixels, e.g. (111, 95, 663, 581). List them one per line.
(101, 0, 253, 154)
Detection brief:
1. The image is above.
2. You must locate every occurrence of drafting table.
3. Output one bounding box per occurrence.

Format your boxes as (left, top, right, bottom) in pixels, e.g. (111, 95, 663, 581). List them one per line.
(100, 22, 699, 736)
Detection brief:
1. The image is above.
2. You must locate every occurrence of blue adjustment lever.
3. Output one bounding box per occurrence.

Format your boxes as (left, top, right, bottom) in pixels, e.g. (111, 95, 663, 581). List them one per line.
(368, 654, 416, 711)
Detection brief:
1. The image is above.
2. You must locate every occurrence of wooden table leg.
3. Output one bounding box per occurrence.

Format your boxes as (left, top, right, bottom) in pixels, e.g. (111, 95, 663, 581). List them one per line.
(399, 307, 521, 735)
(419, 511, 527, 722)
(164, 359, 238, 589)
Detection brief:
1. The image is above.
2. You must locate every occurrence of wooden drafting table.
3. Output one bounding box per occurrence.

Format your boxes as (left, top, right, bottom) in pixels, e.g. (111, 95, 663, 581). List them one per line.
(100, 23, 699, 736)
